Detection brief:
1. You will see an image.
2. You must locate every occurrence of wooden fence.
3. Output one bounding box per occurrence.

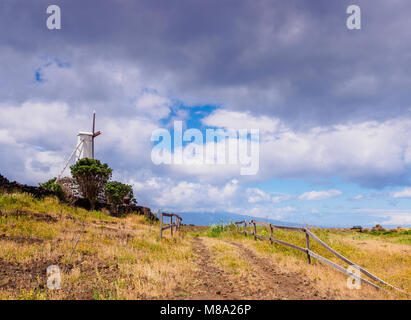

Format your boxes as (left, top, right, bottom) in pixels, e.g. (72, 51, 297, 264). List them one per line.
(159, 212, 183, 239)
(234, 219, 404, 293)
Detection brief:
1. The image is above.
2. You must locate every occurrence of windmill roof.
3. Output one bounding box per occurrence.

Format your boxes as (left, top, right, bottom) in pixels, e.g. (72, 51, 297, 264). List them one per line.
(77, 131, 93, 136)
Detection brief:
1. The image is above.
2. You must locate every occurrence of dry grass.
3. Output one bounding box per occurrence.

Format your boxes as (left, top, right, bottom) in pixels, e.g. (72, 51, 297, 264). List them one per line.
(208, 239, 251, 276)
(198, 237, 326, 299)
(0, 193, 196, 300)
(204, 238, 279, 299)
(1, 192, 409, 300)
(205, 225, 410, 300)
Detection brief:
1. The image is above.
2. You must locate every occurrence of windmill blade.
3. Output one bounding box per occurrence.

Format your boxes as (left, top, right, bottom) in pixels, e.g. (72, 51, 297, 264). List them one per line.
(92, 110, 96, 158)
(92, 110, 96, 135)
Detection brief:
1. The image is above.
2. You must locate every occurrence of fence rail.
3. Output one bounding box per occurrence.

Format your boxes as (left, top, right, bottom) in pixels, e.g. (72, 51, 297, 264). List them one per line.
(234, 219, 404, 293)
(159, 212, 182, 239)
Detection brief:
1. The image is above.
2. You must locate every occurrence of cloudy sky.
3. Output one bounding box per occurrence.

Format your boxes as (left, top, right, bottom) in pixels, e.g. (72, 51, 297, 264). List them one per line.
(1, 0, 411, 226)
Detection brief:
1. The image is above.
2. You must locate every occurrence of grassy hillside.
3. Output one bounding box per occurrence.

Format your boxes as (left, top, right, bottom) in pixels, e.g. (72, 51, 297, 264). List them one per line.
(0, 193, 195, 300)
(0, 192, 409, 300)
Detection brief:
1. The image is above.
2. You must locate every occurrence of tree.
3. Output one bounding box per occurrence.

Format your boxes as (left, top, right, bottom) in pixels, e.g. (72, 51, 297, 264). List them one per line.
(70, 158, 112, 210)
(39, 178, 66, 202)
(105, 181, 136, 207)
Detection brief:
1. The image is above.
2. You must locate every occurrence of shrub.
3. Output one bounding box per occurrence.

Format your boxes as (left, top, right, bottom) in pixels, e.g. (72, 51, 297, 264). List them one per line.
(70, 158, 112, 210)
(39, 178, 66, 202)
(206, 222, 234, 237)
(207, 224, 224, 237)
(105, 181, 136, 207)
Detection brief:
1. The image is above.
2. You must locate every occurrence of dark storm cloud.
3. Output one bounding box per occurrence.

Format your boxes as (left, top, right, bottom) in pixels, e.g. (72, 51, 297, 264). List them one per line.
(1, 0, 411, 127)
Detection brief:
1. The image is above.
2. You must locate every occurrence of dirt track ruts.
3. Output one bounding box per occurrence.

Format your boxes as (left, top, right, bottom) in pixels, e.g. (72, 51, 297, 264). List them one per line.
(188, 237, 331, 300)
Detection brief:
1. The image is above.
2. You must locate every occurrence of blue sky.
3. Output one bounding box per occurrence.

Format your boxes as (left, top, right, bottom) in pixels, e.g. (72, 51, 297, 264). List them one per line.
(1, 0, 411, 227)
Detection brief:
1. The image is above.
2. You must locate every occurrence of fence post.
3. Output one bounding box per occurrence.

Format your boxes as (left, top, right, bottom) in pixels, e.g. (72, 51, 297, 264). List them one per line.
(159, 212, 163, 239)
(170, 215, 173, 237)
(244, 222, 246, 236)
(305, 229, 311, 264)
(270, 224, 274, 245)
(253, 222, 257, 241)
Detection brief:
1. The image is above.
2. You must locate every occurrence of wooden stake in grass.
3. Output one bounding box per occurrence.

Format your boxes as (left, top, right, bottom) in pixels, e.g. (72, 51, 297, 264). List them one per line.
(159, 212, 163, 239)
(305, 230, 311, 264)
(270, 224, 274, 245)
(65, 222, 85, 272)
(170, 215, 173, 238)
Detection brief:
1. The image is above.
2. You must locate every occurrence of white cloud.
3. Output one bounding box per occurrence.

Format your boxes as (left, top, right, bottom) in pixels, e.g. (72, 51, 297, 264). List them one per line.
(353, 208, 411, 226)
(202, 109, 284, 134)
(352, 209, 411, 226)
(392, 188, 411, 199)
(0, 101, 88, 147)
(134, 91, 172, 120)
(0, 129, 18, 145)
(272, 194, 292, 203)
(146, 110, 411, 188)
(353, 208, 411, 215)
(130, 177, 240, 212)
(241, 206, 297, 220)
(275, 206, 297, 214)
(246, 188, 271, 203)
(299, 189, 342, 201)
(128, 176, 298, 220)
(245, 188, 291, 204)
(24, 150, 65, 182)
(380, 215, 411, 226)
(200, 110, 411, 187)
(353, 195, 364, 200)
(117, 109, 411, 189)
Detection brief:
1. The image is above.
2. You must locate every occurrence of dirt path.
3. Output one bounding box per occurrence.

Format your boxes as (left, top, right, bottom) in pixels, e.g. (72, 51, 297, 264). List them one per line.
(188, 237, 240, 299)
(187, 237, 329, 300)
(226, 241, 329, 299)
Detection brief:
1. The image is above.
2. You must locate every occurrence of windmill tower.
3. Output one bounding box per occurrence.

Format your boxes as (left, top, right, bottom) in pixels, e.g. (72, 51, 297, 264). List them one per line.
(57, 111, 102, 180)
(76, 111, 101, 161)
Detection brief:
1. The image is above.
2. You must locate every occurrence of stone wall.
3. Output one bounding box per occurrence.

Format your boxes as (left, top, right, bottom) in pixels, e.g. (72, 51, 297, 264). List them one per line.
(0, 174, 55, 198)
(58, 177, 107, 203)
(114, 203, 158, 221)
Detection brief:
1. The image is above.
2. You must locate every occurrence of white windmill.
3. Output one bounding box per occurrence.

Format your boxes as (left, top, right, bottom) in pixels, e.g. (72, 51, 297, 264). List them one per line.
(56, 111, 102, 181)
